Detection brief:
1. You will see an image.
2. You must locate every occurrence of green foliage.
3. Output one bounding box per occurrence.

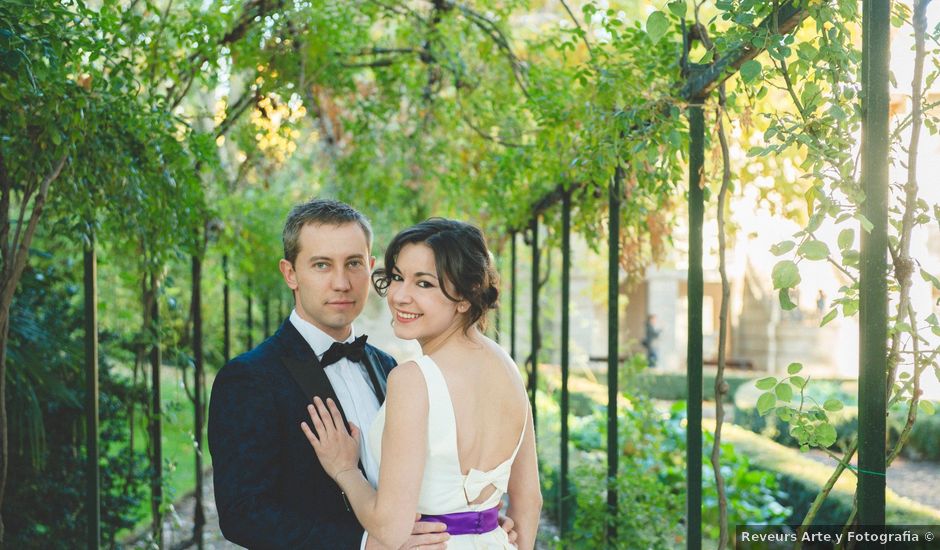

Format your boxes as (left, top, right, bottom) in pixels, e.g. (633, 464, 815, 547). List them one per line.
(537, 383, 790, 549)
(5, 253, 147, 547)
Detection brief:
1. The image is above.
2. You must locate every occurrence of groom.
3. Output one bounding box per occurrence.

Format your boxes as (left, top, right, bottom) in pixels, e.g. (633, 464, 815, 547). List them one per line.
(208, 199, 451, 549)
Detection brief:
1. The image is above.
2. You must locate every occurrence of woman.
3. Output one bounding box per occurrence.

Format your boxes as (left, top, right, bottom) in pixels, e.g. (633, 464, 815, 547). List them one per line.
(301, 219, 542, 549)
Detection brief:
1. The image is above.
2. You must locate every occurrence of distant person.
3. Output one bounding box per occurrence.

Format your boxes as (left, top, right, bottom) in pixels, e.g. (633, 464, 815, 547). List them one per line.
(642, 314, 661, 368)
(816, 290, 827, 317)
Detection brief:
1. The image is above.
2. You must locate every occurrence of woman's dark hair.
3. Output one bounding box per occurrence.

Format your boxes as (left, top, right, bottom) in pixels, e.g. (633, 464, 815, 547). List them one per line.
(373, 218, 499, 332)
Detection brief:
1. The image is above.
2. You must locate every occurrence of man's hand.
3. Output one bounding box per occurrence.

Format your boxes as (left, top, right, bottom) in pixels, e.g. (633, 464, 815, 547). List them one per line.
(401, 514, 448, 550)
(364, 514, 449, 550)
(497, 502, 518, 547)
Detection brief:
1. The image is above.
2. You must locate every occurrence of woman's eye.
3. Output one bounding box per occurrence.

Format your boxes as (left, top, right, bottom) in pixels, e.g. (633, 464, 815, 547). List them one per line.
(417, 280, 434, 289)
(390, 273, 403, 282)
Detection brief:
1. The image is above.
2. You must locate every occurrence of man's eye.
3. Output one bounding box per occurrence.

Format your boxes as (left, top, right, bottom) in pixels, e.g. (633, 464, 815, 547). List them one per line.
(348, 260, 363, 268)
(314, 262, 329, 269)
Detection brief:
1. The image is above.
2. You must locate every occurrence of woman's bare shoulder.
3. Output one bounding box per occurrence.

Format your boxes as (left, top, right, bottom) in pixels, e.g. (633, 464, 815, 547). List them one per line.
(387, 361, 427, 395)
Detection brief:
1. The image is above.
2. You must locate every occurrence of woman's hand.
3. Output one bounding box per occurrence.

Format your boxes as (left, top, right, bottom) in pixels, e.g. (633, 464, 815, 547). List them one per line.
(300, 396, 361, 480)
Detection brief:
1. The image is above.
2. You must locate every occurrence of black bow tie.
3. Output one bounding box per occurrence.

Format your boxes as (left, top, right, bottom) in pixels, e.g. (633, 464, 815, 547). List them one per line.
(319, 335, 368, 368)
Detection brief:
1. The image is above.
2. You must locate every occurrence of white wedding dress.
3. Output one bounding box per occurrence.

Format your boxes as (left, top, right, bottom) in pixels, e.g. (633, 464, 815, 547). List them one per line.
(367, 355, 526, 549)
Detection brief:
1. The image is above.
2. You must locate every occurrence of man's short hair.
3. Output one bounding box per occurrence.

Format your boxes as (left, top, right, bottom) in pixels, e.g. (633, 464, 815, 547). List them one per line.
(282, 199, 373, 265)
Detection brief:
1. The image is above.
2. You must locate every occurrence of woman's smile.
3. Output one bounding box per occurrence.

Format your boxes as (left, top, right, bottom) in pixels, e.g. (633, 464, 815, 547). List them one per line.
(395, 310, 422, 323)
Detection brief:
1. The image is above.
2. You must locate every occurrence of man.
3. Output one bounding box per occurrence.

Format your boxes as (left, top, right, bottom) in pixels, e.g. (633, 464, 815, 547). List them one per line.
(208, 199, 453, 549)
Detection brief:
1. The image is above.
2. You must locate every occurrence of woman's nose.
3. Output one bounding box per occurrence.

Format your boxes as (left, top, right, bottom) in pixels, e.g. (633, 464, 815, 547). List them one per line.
(391, 282, 412, 304)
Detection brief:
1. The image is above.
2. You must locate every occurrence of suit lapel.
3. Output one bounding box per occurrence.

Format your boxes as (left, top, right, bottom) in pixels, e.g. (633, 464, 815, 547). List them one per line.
(361, 346, 387, 404)
(276, 320, 350, 426)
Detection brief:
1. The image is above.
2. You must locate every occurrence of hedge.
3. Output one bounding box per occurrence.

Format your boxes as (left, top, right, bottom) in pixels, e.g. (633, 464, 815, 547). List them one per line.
(633, 368, 761, 402)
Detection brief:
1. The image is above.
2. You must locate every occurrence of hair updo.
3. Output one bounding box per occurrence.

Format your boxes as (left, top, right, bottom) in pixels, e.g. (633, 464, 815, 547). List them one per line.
(372, 218, 500, 332)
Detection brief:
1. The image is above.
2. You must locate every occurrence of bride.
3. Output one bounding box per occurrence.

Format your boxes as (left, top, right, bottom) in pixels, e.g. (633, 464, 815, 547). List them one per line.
(301, 218, 541, 549)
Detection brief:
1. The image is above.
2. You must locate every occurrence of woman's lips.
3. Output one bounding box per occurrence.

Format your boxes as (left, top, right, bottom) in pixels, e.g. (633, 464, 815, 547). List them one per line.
(395, 310, 421, 323)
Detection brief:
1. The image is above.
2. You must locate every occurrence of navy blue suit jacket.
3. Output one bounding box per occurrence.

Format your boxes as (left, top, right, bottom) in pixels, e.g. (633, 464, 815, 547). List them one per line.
(208, 318, 396, 549)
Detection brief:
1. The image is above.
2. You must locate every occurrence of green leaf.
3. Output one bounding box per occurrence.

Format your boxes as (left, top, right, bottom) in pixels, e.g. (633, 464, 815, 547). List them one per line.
(842, 299, 859, 316)
(755, 377, 777, 390)
(820, 308, 838, 326)
(779, 289, 797, 311)
(777, 407, 792, 421)
(787, 362, 803, 375)
(920, 269, 940, 290)
(776, 383, 793, 402)
(823, 398, 844, 412)
(772, 260, 801, 289)
(646, 11, 670, 44)
(816, 423, 837, 448)
(667, 1, 687, 18)
(920, 400, 936, 415)
(858, 214, 874, 233)
(838, 228, 855, 251)
(790, 375, 806, 389)
(798, 240, 829, 261)
(740, 60, 762, 84)
(757, 392, 777, 415)
(770, 240, 795, 256)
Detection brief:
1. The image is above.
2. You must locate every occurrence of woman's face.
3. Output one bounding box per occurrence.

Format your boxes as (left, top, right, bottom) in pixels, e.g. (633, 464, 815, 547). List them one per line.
(386, 242, 467, 343)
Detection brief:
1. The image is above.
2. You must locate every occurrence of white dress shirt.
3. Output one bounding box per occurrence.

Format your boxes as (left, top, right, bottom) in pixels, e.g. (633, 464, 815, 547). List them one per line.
(289, 310, 381, 488)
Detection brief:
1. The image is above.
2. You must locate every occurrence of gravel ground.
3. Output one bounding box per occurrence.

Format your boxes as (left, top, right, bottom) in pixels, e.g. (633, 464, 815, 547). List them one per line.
(123, 471, 237, 550)
(804, 449, 940, 511)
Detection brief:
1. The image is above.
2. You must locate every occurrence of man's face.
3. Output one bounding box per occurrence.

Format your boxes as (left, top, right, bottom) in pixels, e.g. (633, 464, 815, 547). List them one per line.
(279, 222, 374, 341)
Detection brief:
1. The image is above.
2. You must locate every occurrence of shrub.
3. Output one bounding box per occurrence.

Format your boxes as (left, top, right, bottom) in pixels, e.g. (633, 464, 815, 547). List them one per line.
(633, 369, 760, 402)
(537, 387, 791, 549)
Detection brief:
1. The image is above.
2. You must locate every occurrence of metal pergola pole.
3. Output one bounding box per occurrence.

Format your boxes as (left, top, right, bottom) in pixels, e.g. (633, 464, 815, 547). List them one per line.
(687, 104, 705, 550)
(607, 169, 621, 543)
(530, 218, 539, 434)
(84, 236, 100, 550)
(192, 254, 206, 548)
(560, 191, 571, 536)
(246, 282, 254, 351)
(510, 232, 517, 362)
(223, 254, 231, 363)
(858, 0, 889, 526)
(150, 271, 163, 548)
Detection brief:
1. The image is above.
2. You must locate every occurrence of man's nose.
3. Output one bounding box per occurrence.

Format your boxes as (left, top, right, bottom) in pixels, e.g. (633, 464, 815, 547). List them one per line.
(331, 268, 352, 290)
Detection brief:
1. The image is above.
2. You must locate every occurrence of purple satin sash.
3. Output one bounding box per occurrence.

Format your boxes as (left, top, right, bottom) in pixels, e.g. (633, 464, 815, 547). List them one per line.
(420, 506, 499, 536)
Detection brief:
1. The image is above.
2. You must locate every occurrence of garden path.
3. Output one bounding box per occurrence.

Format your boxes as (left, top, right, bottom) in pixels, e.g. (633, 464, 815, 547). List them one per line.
(804, 449, 940, 511)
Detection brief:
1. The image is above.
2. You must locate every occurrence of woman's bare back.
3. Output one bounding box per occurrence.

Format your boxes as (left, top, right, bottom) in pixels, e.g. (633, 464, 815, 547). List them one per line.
(429, 334, 529, 489)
